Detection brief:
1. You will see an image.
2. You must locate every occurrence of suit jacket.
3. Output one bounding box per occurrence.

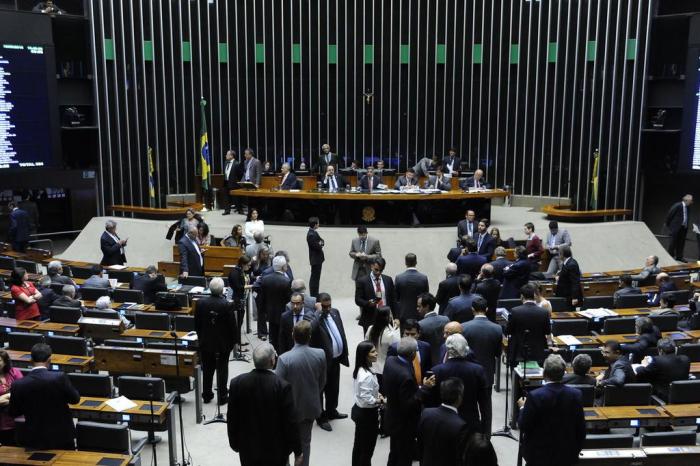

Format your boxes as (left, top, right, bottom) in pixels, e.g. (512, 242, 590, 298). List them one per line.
(518, 383, 585, 466)
(444, 293, 479, 324)
(18, 200, 39, 234)
(227, 369, 302, 461)
(394, 269, 430, 321)
(52, 295, 82, 309)
(194, 295, 238, 352)
(459, 176, 489, 190)
(382, 355, 429, 435)
(278, 309, 316, 355)
(430, 357, 491, 435)
(423, 175, 451, 191)
(83, 275, 110, 288)
(49, 273, 75, 286)
(600, 357, 636, 387)
(441, 155, 461, 175)
(223, 159, 241, 187)
(100, 231, 126, 266)
(349, 236, 382, 281)
(242, 157, 262, 186)
(312, 308, 349, 366)
(275, 344, 327, 421)
(473, 233, 495, 260)
(419, 313, 450, 364)
(320, 174, 346, 191)
(526, 235, 544, 260)
(418, 406, 467, 466)
(316, 152, 339, 174)
(387, 340, 433, 376)
(355, 273, 397, 328)
(473, 278, 501, 321)
(307, 228, 325, 265)
(455, 253, 487, 279)
(36, 286, 58, 317)
(259, 272, 292, 325)
(279, 172, 298, 190)
(456, 219, 476, 239)
(500, 259, 531, 299)
(8, 208, 30, 242)
(462, 316, 503, 386)
(394, 175, 419, 189)
(635, 354, 690, 401)
(178, 236, 204, 277)
(545, 229, 572, 253)
(506, 302, 551, 365)
(359, 174, 381, 190)
(555, 257, 583, 307)
(490, 257, 513, 282)
(447, 247, 462, 263)
(562, 373, 597, 386)
(665, 201, 691, 233)
(9, 368, 81, 449)
(132, 274, 168, 304)
(436, 275, 461, 314)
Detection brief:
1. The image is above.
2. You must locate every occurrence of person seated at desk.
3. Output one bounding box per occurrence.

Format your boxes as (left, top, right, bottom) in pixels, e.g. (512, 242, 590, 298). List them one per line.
(0, 348, 23, 445)
(650, 292, 680, 317)
(413, 154, 439, 178)
(47, 260, 75, 286)
(96, 296, 132, 327)
(320, 165, 345, 192)
(359, 166, 381, 191)
(221, 224, 247, 248)
(596, 340, 635, 392)
(197, 222, 212, 247)
(83, 264, 110, 288)
(652, 273, 677, 305)
(613, 274, 642, 307)
(423, 165, 451, 191)
(630, 255, 660, 284)
(394, 168, 419, 190)
(8, 343, 81, 450)
(53, 285, 83, 309)
(460, 169, 489, 190)
(634, 338, 690, 402)
(132, 265, 167, 304)
(622, 316, 661, 364)
(279, 163, 298, 190)
(35, 276, 58, 319)
(562, 354, 596, 385)
(10, 267, 42, 321)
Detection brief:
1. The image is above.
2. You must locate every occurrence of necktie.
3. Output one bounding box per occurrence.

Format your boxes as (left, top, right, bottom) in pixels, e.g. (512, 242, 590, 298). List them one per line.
(683, 204, 687, 227)
(468, 222, 473, 236)
(475, 179, 480, 188)
(330, 176, 337, 191)
(361, 238, 366, 253)
(478, 234, 483, 251)
(412, 355, 422, 385)
(374, 276, 384, 306)
(369, 178, 373, 193)
(294, 313, 300, 324)
(225, 161, 232, 178)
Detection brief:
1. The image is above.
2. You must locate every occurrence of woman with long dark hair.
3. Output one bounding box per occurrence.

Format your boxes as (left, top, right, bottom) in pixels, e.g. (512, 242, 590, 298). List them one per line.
(221, 224, 247, 248)
(365, 307, 400, 382)
(9, 267, 41, 320)
(243, 208, 265, 244)
(227, 255, 252, 349)
(0, 349, 22, 445)
(351, 341, 383, 466)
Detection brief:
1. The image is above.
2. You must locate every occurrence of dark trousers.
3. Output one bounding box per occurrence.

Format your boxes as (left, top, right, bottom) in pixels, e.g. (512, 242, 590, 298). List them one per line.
(200, 348, 231, 401)
(0, 429, 16, 446)
(12, 241, 27, 253)
(238, 452, 287, 466)
(351, 405, 379, 466)
(387, 426, 416, 466)
(309, 264, 322, 297)
(668, 226, 688, 260)
(269, 322, 280, 352)
(319, 357, 341, 420)
(223, 184, 234, 213)
(257, 307, 268, 337)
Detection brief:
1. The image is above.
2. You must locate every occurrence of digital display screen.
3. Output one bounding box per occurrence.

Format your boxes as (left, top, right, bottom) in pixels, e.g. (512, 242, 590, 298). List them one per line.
(0, 43, 54, 169)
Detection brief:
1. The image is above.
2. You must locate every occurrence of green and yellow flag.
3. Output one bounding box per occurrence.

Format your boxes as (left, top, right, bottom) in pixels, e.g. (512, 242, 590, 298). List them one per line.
(199, 99, 211, 190)
(147, 145, 156, 207)
(590, 149, 600, 210)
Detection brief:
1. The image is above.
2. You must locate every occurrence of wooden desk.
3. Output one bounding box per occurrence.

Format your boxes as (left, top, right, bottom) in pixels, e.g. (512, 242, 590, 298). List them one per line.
(0, 317, 39, 332)
(0, 447, 130, 466)
(122, 328, 195, 342)
(34, 322, 81, 336)
(70, 396, 168, 424)
(684, 329, 700, 341)
(661, 403, 700, 427)
(592, 405, 670, 428)
(553, 335, 600, 346)
(172, 245, 241, 274)
(7, 350, 92, 373)
(596, 331, 691, 345)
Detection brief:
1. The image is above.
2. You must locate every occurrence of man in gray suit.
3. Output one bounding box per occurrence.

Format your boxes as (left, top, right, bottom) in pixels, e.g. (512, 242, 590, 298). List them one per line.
(241, 148, 262, 187)
(276, 320, 326, 466)
(423, 165, 451, 191)
(544, 221, 572, 277)
(417, 292, 449, 365)
(631, 255, 661, 284)
(348, 226, 382, 281)
(286, 279, 317, 313)
(395, 253, 430, 321)
(83, 265, 111, 288)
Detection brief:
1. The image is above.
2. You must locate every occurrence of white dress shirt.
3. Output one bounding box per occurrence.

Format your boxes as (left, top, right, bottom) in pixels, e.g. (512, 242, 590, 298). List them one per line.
(353, 367, 380, 408)
(364, 324, 400, 374)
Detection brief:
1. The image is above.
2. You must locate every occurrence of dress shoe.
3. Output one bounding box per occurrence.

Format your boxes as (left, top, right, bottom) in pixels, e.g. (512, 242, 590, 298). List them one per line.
(317, 420, 332, 432)
(327, 411, 348, 420)
(222, 212, 230, 216)
(202, 395, 213, 404)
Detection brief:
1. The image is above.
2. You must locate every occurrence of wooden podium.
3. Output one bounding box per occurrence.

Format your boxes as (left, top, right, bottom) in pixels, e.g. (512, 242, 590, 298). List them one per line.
(172, 245, 242, 274)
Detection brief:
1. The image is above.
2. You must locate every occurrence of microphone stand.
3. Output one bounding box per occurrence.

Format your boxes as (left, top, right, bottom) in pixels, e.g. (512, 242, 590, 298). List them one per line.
(170, 331, 190, 466)
(516, 330, 532, 466)
(203, 350, 228, 425)
(492, 333, 517, 441)
(147, 382, 158, 466)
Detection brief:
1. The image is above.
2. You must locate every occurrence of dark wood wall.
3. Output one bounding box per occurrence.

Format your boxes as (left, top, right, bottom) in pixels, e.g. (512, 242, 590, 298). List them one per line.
(89, 0, 653, 215)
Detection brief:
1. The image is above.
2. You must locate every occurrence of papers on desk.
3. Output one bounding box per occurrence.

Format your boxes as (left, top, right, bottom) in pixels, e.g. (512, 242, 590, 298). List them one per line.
(105, 396, 137, 412)
(188, 286, 205, 294)
(558, 335, 583, 346)
(180, 331, 198, 342)
(108, 279, 118, 288)
(578, 308, 618, 319)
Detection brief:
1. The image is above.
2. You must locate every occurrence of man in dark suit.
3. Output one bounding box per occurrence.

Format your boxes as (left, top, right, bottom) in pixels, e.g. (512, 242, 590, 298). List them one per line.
(259, 256, 292, 351)
(194, 277, 237, 404)
(562, 354, 596, 386)
(387, 320, 433, 375)
(613, 274, 642, 307)
(355, 257, 397, 333)
(423, 165, 451, 191)
(279, 163, 298, 190)
(36, 276, 58, 318)
(393, 168, 419, 190)
(596, 340, 636, 391)
(499, 247, 531, 299)
(394, 253, 429, 321)
(444, 274, 479, 324)
(9, 343, 81, 450)
(473, 264, 501, 321)
(383, 337, 436, 466)
(462, 296, 502, 389)
(311, 293, 349, 431)
(222, 149, 241, 215)
(178, 226, 204, 278)
(435, 263, 461, 314)
(417, 293, 449, 365)
(665, 194, 693, 261)
(506, 283, 552, 366)
(456, 209, 476, 239)
(315, 143, 339, 175)
(474, 218, 495, 260)
(100, 219, 127, 266)
(47, 260, 75, 286)
(7, 201, 30, 252)
(442, 148, 461, 177)
(418, 378, 468, 466)
(455, 239, 487, 280)
(320, 165, 345, 192)
(554, 245, 583, 310)
(279, 292, 317, 355)
(306, 217, 324, 298)
(489, 246, 512, 282)
(518, 354, 585, 466)
(634, 338, 690, 401)
(358, 166, 381, 191)
(459, 168, 489, 190)
(227, 343, 303, 466)
(132, 265, 168, 304)
(53, 284, 83, 309)
(447, 235, 469, 263)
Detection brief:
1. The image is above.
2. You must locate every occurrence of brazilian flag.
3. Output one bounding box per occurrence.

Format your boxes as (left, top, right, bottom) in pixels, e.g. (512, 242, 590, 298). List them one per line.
(590, 149, 600, 210)
(199, 99, 211, 190)
(147, 146, 156, 207)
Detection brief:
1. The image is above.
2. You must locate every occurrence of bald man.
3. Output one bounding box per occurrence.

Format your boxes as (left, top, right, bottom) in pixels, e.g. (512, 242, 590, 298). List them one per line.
(436, 264, 461, 314)
(316, 144, 338, 175)
(279, 163, 298, 190)
(460, 169, 490, 190)
(436, 322, 464, 364)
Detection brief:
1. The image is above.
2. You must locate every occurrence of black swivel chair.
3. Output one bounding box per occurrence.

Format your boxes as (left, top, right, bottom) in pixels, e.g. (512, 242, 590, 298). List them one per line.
(548, 297, 569, 312)
(649, 314, 679, 332)
(117, 376, 170, 445)
(174, 315, 195, 332)
(569, 384, 595, 407)
(47, 335, 89, 356)
(15, 259, 40, 274)
(552, 319, 589, 336)
(571, 348, 607, 367)
(7, 332, 44, 351)
(49, 305, 82, 324)
(668, 380, 700, 404)
(583, 434, 635, 449)
(615, 294, 649, 309)
(178, 275, 207, 287)
(49, 283, 66, 295)
(664, 290, 691, 305)
(641, 431, 697, 447)
(602, 317, 637, 334)
(581, 296, 615, 310)
(106, 270, 135, 286)
(134, 312, 170, 331)
(79, 287, 111, 301)
(83, 309, 121, 320)
(70, 266, 95, 280)
(112, 289, 145, 304)
(603, 383, 653, 406)
(76, 421, 147, 457)
(68, 373, 113, 397)
(0, 256, 17, 270)
(497, 299, 522, 311)
(677, 343, 700, 362)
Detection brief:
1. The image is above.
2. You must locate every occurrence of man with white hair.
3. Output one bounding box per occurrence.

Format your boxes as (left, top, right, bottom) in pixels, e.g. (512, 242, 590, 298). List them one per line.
(258, 255, 292, 351)
(430, 333, 491, 437)
(47, 260, 74, 286)
(178, 225, 204, 278)
(95, 295, 132, 328)
(194, 277, 237, 405)
(460, 168, 489, 190)
(53, 285, 82, 309)
(100, 219, 127, 266)
(279, 163, 298, 190)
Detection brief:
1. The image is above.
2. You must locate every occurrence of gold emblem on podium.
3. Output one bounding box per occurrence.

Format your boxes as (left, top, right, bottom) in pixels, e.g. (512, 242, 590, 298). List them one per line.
(361, 206, 376, 222)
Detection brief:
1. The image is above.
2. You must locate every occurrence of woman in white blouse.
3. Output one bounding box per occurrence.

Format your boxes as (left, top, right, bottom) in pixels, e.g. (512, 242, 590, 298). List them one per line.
(352, 341, 383, 466)
(364, 307, 400, 381)
(243, 208, 265, 244)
